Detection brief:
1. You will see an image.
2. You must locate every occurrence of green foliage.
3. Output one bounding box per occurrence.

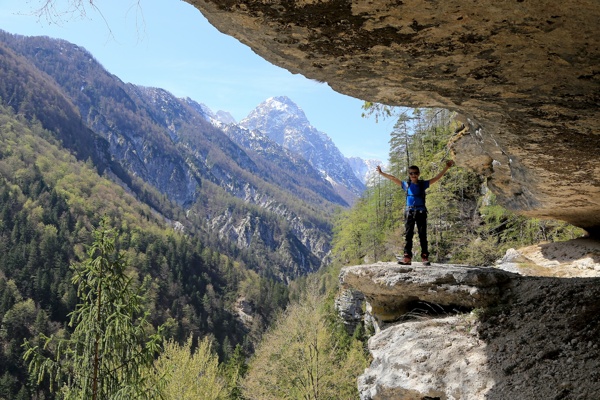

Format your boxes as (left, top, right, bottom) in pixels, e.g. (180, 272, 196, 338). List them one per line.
(0, 30, 338, 280)
(0, 30, 357, 399)
(0, 105, 287, 398)
(152, 335, 228, 400)
(1, 299, 37, 340)
(455, 191, 585, 264)
(222, 344, 248, 399)
(24, 218, 164, 400)
(242, 286, 368, 400)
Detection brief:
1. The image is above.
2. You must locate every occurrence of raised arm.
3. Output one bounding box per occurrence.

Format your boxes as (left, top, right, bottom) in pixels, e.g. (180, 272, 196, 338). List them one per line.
(429, 160, 455, 185)
(376, 165, 404, 187)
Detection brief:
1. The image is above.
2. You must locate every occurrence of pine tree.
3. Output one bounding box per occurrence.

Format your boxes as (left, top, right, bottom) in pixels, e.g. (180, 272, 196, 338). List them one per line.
(223, 344, 248, 400)
(389, 111, 412, 177)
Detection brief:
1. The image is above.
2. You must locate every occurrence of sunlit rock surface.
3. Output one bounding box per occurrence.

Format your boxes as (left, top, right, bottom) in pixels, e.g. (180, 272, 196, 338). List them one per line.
(187, 0, 600, 234)
(339, 263, 512, 330)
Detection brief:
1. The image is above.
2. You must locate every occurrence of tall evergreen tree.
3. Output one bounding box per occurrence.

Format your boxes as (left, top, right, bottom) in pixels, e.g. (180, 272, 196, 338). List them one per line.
(389, 112, 412, 177)
(24, 218, 164, 400)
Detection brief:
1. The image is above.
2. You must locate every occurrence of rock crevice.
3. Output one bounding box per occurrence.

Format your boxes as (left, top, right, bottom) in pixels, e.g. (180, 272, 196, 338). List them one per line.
(339, 264, 512, 331)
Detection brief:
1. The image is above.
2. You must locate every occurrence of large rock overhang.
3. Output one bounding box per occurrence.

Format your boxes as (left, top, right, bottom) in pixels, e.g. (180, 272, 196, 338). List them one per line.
(187, 0, 600, 235)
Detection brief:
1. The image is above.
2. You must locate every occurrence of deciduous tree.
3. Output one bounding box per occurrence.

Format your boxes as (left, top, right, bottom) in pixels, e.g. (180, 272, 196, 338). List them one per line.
(152, 335, 228, 400)
(242, 289, 366, 400)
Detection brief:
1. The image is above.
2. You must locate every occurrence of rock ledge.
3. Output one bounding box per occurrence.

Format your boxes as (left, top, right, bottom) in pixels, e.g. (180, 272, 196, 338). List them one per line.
(339, 262, 600, 400)
(340, 263, 514, 328)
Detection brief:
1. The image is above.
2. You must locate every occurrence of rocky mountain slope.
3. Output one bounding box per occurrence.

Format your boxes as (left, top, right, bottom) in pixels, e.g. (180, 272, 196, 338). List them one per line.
(345, 156, 381, 185)
(219, 123, 348, 206)
(240, 96, 366, 204)
(0, 30, 354, 278)
(190, 94, 376, 192)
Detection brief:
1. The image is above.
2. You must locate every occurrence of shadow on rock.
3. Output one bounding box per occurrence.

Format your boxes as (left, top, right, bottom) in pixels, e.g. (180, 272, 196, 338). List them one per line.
(339, 263, 600, 399)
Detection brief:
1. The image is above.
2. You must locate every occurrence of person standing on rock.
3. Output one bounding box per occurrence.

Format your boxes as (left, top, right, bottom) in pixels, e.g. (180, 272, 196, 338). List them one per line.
(376, 160, 455, 265)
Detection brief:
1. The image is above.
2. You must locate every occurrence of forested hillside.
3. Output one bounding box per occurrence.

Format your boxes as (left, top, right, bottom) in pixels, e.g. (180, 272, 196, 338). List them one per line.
(0, 104, 294, 398)
(0, 30, 345, 279)
(0, 28, 585, 399)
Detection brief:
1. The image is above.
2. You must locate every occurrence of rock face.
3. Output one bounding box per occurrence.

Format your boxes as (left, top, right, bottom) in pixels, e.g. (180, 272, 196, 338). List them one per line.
(334, 288, 365, 334)
(358, 316, 493, 400)
(345, 156, 382, 185)
(339, 260, 600, 399)
(186, 0, 600, 234)
(339, 263, 513, 330)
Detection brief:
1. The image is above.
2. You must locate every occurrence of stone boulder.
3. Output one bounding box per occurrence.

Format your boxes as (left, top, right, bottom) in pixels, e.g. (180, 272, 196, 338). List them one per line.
(358, 316, 492, 400)
(187, 0, 600, 234)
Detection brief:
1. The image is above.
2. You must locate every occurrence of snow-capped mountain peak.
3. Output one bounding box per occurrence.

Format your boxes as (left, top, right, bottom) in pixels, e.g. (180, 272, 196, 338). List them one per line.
(215, 110, 236, 125)
(239, 96, 366, 204)
(183, 98, 237, 126)
(346, 157, 383, 185)
(263, 96, 307, 118)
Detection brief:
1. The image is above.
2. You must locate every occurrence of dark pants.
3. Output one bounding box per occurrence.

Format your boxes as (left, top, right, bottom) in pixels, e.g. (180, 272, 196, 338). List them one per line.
(404, 209, 428, 258)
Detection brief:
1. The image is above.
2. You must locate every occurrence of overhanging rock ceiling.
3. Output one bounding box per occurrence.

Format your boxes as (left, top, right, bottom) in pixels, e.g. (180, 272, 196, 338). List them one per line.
(187, 0, 600, 235)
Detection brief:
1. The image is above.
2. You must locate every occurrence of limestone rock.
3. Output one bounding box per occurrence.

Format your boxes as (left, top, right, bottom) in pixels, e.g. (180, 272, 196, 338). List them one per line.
(334, 288, 365, 334)
(234, 297, 254, 328)
(339, 263, 514, 327)
(496, 237, 600, 277)
(187, 0, 600, 234)
(341, 261, 600, 399)
(358, 316, 493, 400)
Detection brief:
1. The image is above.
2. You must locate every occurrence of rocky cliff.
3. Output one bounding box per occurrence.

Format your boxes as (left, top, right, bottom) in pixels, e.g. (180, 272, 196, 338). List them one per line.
(338, 238, 600, 399)
(186, 0, 600, 235)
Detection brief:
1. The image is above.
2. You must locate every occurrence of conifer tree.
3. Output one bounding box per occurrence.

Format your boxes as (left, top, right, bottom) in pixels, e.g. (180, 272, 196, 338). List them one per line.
(389, 112, 412, 177)
(24, 217, 164, 400)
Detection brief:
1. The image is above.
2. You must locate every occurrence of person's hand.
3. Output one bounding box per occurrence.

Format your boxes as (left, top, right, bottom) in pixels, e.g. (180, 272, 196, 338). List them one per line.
(376, 165, 382, 174)
(446, 160, 455, 168)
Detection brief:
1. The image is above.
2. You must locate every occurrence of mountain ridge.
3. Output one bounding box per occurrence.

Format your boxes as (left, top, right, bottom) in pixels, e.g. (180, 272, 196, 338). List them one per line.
(0, 30, 381, 278)
(0, 30, 340, 278)
(239, 96, 368, 204)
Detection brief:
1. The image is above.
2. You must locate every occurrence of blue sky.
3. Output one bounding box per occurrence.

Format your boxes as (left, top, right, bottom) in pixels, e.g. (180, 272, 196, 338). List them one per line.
(1, 0, 397, 162)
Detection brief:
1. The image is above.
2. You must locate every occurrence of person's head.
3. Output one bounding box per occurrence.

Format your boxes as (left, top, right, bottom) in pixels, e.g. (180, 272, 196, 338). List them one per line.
(408, 165, 420, 182)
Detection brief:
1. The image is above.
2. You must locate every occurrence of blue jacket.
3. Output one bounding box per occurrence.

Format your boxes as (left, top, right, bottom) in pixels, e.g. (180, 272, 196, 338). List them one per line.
(401, 180, 430, 210)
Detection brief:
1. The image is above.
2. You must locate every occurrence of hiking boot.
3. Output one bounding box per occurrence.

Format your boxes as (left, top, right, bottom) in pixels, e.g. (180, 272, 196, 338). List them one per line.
(397, 254, 412, 265)
(421, 254, 431, 266)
